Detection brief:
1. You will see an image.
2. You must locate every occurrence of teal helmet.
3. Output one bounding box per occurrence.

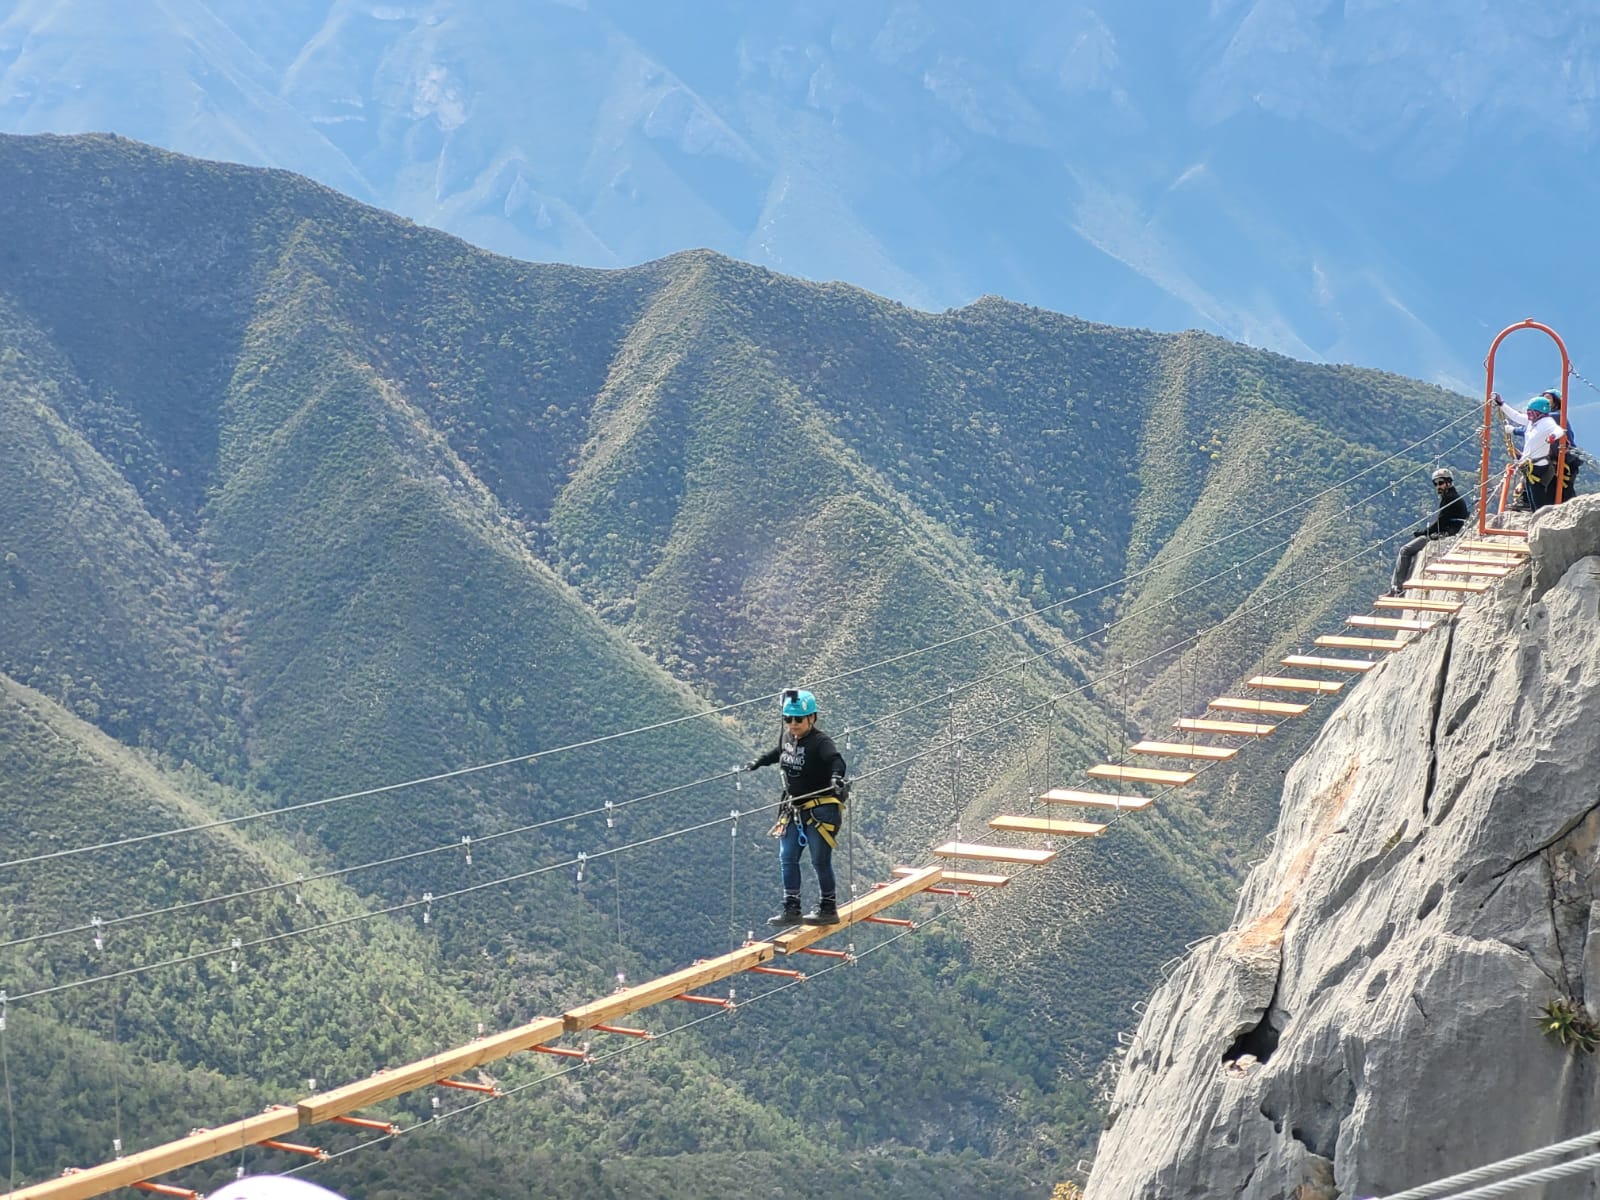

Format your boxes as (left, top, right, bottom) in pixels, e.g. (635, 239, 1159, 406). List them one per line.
(1542, 389, 1563, 404)
(1529, 397, 1554, 416)
(780, 688, 818, 718)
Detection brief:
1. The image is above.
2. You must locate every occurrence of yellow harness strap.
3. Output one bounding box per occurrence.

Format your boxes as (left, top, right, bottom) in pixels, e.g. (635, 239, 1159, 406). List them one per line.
(794, 795, 844, 848)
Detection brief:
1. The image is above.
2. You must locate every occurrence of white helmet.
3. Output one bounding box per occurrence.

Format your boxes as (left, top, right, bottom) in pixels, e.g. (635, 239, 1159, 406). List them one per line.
(1431, 468, 1453, 484)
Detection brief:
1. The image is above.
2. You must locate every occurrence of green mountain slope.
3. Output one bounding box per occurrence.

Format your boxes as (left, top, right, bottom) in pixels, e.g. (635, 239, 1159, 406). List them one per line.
(0, 131, 1477, 1195)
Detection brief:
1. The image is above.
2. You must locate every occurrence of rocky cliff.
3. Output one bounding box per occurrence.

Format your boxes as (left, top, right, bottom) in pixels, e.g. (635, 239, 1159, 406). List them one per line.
(1087, 495, 1600, 1199)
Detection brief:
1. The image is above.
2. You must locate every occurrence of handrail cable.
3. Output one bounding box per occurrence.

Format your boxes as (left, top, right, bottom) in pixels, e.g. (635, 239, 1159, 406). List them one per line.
(2, 480, 1484, 1001)
(0, 424, 1480, 957)
(0, 405, 1481, 875)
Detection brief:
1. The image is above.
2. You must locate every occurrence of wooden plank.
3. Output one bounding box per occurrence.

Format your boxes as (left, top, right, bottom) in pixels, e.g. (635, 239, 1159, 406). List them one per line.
(1315, 635, 1408, 652)
(1087, 763, 1199, 786)
(1373, 597, 1463, 614)
(774, 864, 946, 955)
(1438, 551, 1523, 564)
(1173, 717, 1277, 737)
(1128, 740, 1239, 761)
(1457, 539, 1529, 555)
(1040, 788, 1155, 810)
(1347, 614, 1438, 633)
(564, 944, 775, 1032)
(7, 1108, 302, 1200)
(1281, 655, 1377, 673)
(1400, 578, 1490, 593)
(930, 842, 1058, 865)
(894, 866, 1010, 887)
(1422, 562, 1511, 577)
(988, 814, 1105, 837)
(299, 1015, 568, 1124)
(1246, 675, 1345, 694)
(1209, 697, 1310, 717)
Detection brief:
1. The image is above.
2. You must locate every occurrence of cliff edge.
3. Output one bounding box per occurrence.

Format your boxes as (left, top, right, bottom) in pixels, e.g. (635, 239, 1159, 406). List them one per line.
(1088, 495, 1600, 1199)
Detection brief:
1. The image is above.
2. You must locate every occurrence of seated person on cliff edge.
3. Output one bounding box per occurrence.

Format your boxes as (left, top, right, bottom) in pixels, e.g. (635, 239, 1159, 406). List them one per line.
(1388, 467, 1470, 597)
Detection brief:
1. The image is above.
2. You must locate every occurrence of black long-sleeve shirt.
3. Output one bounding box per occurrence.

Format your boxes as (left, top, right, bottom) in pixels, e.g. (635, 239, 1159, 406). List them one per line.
(1419, 486, 1469, 537)
(751, 727, 846, 800)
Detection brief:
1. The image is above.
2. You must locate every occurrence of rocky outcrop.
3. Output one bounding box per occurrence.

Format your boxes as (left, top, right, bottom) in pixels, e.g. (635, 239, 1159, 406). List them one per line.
(1088, 495, 1600, 1199)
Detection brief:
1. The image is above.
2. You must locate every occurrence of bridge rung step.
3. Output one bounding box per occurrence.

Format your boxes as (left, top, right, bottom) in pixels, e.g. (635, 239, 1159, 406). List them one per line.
(1209, 697, 1310, 716)
(1281, 655, 1377, 672)
(1373, 597, 1463, 614)
(1439, 551, 1523, 564)
(1422, 562, 1512, 577)
(1401, 579, 1490, 593)
(1347, 614, 1437, 632)
(931, 842, 1057, 865)
(1087, 764, 1199, 786)
(1315, 635, 1408, 651)
(1173, 718, 1277, 737)
(894, 866, 1009, 887)
(1246, 675, 1344, 694)
(988, 815, 1105, 837)
(1040, 788, 1155, 810)
(1128, 740, 1238, 761)
(1457, 540, 1529, 555)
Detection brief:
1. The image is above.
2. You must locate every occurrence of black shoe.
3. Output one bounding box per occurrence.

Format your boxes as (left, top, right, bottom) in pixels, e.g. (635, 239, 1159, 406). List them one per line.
(801, 900, 840, 926)
(767, 900, 802, 928)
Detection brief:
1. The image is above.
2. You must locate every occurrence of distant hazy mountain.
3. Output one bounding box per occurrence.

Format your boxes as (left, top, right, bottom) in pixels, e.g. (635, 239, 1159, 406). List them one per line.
(4, 1, 1598, 388)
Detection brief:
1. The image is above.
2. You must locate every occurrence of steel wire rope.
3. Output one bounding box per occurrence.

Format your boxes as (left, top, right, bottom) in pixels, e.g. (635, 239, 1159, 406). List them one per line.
(0, 766, 748, 953)
(283, 895, 985, 1181)
(134, 463, 1486, 1177)
(3, 802, 785, 1005)
(0, 404, 1483, 876)
(838, 424, 1483, 745)
(0, 433, 1485, 1016)
(1370, 1128, 1600, 1200)
(843, 503, 1473, 796)
(2, 471, 1474, 1007)
(1, 997, 13, 1195)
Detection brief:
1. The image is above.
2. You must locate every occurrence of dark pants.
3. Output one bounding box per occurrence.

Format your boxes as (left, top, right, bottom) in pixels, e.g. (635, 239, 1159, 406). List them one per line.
(1528, 461, 1559, 510)
(1392, 535, 1430, 592)
(778, 802, 841, 900)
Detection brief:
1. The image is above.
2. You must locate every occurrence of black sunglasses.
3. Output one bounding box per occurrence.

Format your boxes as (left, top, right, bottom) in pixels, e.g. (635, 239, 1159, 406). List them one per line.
(783, 715, 809, 724)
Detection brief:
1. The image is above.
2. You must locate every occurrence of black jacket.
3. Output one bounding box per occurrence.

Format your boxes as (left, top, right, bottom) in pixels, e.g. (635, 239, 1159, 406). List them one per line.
(751, 727, 845, 800)
(1417, 486, 1469, 538)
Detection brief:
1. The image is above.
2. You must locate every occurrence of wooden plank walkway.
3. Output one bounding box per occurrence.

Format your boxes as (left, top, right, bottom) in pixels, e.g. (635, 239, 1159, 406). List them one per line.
(1087, 763, 1199, 786)
(988, 815, 1105, 837)
(1039, 788, 1155, 810)
(1246, 675, 1344, 694)
(1373, 596, 1462, 614)
(1209, 697, 1310, 716)
(1281, 654, 1377, 672)
(1128, 741, 1239, 761)
(1173, 717, 1277, 737)
(930, 842, 1058, 865)
(1315, 634, 1408, 652)
(1347, 614, 1437, 633)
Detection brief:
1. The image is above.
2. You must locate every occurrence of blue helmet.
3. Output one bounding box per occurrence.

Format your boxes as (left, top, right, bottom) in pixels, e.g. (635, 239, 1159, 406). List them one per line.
(780, 688, 818, 718)
(1529, 397, 1554, 416)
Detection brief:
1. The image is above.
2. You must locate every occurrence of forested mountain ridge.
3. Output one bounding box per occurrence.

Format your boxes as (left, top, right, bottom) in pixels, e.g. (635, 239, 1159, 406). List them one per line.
(0, 132, 1472, 1196)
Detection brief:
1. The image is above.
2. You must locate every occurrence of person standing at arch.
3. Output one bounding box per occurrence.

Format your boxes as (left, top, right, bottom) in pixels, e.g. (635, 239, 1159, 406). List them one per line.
(745, 688, 848, 927)
(1495, 392, 1567, 510)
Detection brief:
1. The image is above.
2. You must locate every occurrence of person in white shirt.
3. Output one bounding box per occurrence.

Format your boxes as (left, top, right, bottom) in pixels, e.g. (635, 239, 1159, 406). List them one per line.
(1494, 391, 1566, 510)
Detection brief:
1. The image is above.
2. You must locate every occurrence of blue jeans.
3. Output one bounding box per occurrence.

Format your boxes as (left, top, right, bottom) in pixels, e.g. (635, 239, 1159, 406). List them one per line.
(778, 803, 840, 900)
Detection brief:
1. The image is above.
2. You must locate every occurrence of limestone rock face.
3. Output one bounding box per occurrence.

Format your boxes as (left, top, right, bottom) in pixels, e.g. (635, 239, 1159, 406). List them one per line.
(1088, 495, 1600, 1200)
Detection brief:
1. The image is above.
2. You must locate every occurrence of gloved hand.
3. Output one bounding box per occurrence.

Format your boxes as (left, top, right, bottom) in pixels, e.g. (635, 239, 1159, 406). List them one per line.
(831, 774, 851, 801)
(1492, 391, 1503, 407)
(742, 760, 761, 773)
